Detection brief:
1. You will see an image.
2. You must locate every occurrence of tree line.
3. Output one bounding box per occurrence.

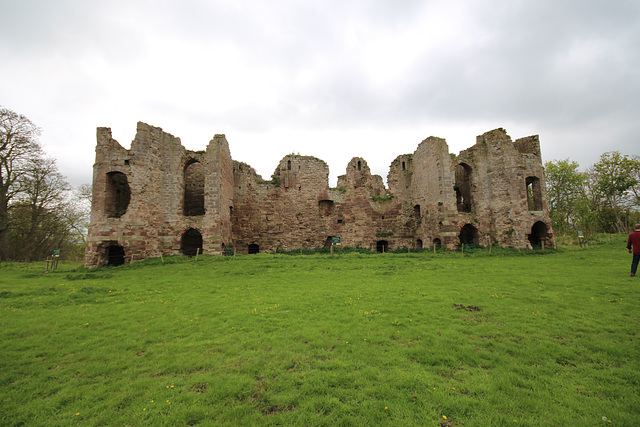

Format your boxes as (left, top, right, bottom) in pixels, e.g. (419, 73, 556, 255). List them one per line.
(545, 152, 640, 236)
(0, 106, 89, 262)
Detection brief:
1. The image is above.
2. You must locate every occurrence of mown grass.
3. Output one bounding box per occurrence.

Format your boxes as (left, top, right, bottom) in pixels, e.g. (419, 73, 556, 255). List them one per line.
(1, 236, 638, 426)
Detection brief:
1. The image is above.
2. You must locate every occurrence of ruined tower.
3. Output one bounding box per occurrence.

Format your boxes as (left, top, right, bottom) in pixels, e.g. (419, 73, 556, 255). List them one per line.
(85, 123, 554, 267)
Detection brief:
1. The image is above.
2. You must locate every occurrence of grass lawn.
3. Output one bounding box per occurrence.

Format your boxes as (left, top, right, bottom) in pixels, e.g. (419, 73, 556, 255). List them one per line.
(1, 236, 638, 426)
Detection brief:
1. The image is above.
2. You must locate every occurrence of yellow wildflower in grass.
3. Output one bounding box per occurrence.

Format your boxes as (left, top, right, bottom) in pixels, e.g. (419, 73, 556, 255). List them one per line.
(75, 413, 80, 416)
(443, 415, 447, 419)
(385, 407, 388, 410)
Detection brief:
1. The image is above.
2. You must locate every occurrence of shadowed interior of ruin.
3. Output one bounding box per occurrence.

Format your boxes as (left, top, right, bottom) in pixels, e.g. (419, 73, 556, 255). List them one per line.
(184, 160, 205, 216)
(455, 163, 472, 213)
(459, 224, 479, 245)
(105, 172, 130, 218)
(107, 243, 125, 266)
(181, 228, 203, 256)
(526, 176, 543, 211)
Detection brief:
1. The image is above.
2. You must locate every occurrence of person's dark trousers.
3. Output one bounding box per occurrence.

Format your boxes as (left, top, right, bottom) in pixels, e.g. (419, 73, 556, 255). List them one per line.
(632, 254, 640, 275)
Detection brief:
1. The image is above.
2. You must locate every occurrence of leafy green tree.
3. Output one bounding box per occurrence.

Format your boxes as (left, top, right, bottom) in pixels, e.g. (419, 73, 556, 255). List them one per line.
(544, 159, 587, 234)
(590, 151, 639, 233)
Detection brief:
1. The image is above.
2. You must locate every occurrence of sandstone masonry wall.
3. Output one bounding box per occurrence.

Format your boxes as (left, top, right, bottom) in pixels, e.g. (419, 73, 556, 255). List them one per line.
(85, 123, 554, 267)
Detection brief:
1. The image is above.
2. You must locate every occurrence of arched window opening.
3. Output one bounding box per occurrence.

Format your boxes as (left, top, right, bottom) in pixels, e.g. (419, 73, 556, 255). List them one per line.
(526, 176, 543, 211)
(413, 204, 421, 219)
(184, 160, 205, 216)
(402, 161, 406, 171)
(357, 161, 362, 171)
(106, 243, 125, 266)
(248, 243, 260, 254)
(416, 239, 423, 249)
(181, 228, 203, 257)
(287, 160, 292, 170)
(454, 163, 472, 213)
(528, 221, 549, 248)
(105, 172, 131, 218)
(459, 224, 479, 245)
(376, 240, 388, 253)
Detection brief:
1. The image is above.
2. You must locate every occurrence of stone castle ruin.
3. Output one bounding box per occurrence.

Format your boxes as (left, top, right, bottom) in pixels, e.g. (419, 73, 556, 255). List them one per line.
(84, 122, 554, 267)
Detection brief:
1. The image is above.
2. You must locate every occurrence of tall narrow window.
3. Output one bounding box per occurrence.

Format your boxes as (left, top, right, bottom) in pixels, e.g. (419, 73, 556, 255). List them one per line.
(287, 160, 291, 170)
(454, 163, 472, 213)
(357, 161, 361, 171)
(526, 176, 543, 211)
(184, 160, 205, 216)
(105, 172, 130, 218)
(413, 204, 421, 219)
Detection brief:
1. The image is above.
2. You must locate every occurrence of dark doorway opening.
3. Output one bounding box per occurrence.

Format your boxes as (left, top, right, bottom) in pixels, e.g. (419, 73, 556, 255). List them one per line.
(248, 244, 260, 254)
(181, 228, 203, 256)
(528, 221, 548, 248)
(105, 172, 131, 218)
(416, 239, 423, 249)
(376, 240, 388, 253)
(459, 224, 479, 245)
(107, 244, 125, 266)
(433, 238, 442, 249)
(184, 160, 205, 216)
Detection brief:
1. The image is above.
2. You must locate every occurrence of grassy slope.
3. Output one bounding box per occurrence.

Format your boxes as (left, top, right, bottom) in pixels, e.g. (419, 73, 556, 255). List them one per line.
(0, 236, 638, 426)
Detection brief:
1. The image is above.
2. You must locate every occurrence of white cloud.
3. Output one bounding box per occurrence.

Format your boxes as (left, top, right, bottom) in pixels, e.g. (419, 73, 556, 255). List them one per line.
(1, 0, 639, 187)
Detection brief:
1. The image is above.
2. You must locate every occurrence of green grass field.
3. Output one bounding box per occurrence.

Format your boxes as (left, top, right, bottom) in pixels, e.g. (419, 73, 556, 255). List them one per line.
(1, 236, 638, 426)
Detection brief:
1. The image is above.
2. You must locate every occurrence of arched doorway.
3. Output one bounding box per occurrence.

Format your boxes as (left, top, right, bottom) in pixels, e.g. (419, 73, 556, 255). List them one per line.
(248, 244, 260, 254)
(376, 240, 388, 253)
(459, 224, 479, 245)
(181, 228, 203, 256)
(416, 239, 423, 249)
(106, 243, 125, 266)
(528, 221, 548, 248)
(433, 238, 442, 249)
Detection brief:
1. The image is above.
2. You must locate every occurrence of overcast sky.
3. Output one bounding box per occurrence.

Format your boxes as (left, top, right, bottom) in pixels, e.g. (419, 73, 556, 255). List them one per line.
(1, 0, 639, 187)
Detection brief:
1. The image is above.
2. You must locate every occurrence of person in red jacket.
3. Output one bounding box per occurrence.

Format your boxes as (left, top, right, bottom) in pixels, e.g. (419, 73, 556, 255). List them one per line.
(627, 223, 640, 277)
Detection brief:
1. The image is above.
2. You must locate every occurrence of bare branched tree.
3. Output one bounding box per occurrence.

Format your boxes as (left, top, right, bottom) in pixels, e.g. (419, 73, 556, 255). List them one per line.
(0, 107, 43, 259)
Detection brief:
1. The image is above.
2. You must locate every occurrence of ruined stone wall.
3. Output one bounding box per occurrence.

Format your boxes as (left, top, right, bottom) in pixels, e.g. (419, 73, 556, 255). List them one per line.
(85, 122, 232, 267)
(86, 123, 554, 267)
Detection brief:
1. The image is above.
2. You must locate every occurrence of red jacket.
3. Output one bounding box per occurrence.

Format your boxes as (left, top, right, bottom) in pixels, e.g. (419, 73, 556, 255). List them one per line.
(628, 231, 640, 255)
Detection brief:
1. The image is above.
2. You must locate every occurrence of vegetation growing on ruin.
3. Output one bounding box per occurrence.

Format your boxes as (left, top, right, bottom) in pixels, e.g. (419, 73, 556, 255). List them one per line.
(1, 235, 638, 425)
(371, 194, 394, 202)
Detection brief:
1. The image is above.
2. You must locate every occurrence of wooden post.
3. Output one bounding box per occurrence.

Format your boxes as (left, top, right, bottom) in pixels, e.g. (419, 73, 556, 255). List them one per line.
(433, 244, 436, 257)
(130, 254, 134, 264)
(541, 240, 545, 251)
(461, 243, 464, 257)
(408, 247, 410, 257)
(160, 253, 164, 264)
(489, 241, 492, 256)
(46, 259, 50, 273)
(234, 246, 236, 258)
(195, 247, 200, 262)
(331, 245, 334, 257)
